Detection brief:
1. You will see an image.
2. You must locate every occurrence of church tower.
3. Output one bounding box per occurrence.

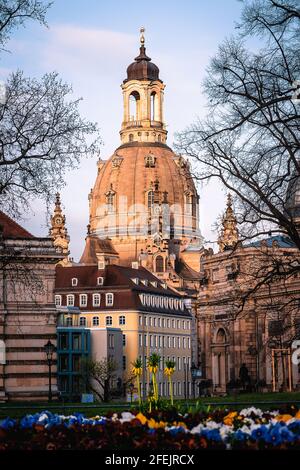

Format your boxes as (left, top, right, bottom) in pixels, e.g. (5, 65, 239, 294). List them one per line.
(81, 30, 203, 289)
(50, 193, 70, 265)
(120, 28, 167, 145)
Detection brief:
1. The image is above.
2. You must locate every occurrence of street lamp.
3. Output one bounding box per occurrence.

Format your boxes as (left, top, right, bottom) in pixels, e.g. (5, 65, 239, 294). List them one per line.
(44, 339, 56, 402)
(191, 363, 197, 399)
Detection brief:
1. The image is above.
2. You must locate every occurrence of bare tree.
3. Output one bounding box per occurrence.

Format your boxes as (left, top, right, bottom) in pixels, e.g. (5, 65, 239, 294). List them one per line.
(0, 71, 101, 216)
(0, 0, 51, 52)
(0, 1, 102, 216)
(176, 0, 300, 258)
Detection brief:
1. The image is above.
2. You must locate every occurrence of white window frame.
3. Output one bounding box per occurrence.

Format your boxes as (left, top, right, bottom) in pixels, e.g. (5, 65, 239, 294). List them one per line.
(92, 316, 99, 326)
(97, 277, 104, 286)
(93, 293, 101, 307)
(106, 316, 112, 326)
(80, 294, 87, 307)
(55, 295, 62, 307)
(106, 293, 114, 306)
(71, 278, 78, 286)
(67, 294, 74, 307)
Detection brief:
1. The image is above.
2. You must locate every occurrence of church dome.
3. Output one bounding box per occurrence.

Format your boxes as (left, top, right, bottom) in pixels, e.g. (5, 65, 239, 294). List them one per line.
(86, 143, 200, 264)
(125, 45, 160, 82)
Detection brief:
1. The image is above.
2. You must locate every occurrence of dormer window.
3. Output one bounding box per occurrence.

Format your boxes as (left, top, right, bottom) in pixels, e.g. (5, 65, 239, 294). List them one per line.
(98, 261, 105, 270)
(131, 261, 139, 269)
(141, 279, 148, 286)
(97, 277, 104, 286)
(151, 281, 158, 288)
(131, 278, 139, 285)
(71, 278, 78, 287)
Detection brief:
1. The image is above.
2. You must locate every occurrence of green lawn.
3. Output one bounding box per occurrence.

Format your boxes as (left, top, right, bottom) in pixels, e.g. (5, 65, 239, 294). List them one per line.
(1, 391, 300, 419)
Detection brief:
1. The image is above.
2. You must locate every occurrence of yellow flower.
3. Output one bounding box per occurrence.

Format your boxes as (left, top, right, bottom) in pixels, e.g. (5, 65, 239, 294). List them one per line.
(148, 366, 158, 374)
(147, 418, 167, 429)
(132, 366, 142, 376)
(223, 411, 238, 426)
(164, 367, 175, 377)
(275, 414, 293, 422)
(135, 413, 147, 425)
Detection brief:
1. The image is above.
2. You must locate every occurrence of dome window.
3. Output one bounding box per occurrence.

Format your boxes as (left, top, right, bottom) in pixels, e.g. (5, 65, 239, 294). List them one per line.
(145, 153, 156, 168)
(105, 188, 116, 213)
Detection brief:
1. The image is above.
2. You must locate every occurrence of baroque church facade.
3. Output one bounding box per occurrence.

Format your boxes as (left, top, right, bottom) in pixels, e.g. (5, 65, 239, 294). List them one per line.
(52, 30, 300, 397)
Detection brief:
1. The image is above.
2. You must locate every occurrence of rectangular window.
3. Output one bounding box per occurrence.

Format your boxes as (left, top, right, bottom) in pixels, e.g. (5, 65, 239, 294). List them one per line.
(72, 355, 81, 372)
(106, 293, 114, 306)
(150, 335, 153, 347)
(162, 318, 165, 328)
(80, 294, 87, 307)
(173, 336, 176, 348)
(167, 336, 171, 348)
(177, 320, 180, 329)
(158, 318, 161, 327)
(119, 315, 125, 325)
(172, 319, 175, 329)
(139, 334, 142, 347)
(178, 382, 181, 396)
(188, 337, 191, 349)
(55, 295, 61, 306)
(178, 357, 181, 371)
(72, 334, 81, 350)
(144, 335, 148, 347)
(93, 293, 101, 307)
(139, 316, 142, 326)
(59, 355, 68, 372)
(167, 319, 170, 328)
(122, 334, 126, 347)
(145, 316, 148, 327)
(183, 337, 186, 349)
(123, 356, 126, 370)
(59, 333, 68, 350)
(154, 335, 157, 347)
(178, 337, 181, 348)
(153, 317, 156, 327)
(67, 295, 74, 307)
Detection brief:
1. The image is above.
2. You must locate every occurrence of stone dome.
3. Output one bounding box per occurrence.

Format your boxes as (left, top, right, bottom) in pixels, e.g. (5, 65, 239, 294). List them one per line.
(125, 45, 160, 82)
(86, 142, 200, 264)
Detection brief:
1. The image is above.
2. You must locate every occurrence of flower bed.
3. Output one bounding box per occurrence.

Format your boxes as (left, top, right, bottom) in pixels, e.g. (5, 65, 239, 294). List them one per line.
(1, 406, 300, 450)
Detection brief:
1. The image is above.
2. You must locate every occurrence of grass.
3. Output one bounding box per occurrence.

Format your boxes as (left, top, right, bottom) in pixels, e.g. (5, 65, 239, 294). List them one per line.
(1, 391, 300, 419)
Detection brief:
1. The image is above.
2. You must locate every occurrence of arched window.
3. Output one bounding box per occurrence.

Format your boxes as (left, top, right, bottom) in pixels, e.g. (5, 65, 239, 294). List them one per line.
(216, 328, 226, 344)
(129, 133, 134, 142)
(106, 316, 112, 326)
(92, 316, 99, 326)
(106, 293, 114, 306)
(185, 193, 193, 215)
(157, 134, 161, 142)
(150, 92, 156, 121)
(80, 317, 86, 326)
(129, 91, 140, 121)
(155, 255, 164, 273)
(147, 190, 154, 210)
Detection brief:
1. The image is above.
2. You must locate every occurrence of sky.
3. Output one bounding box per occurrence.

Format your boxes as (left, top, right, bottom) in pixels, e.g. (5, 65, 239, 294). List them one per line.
(0, 0, 245, 261)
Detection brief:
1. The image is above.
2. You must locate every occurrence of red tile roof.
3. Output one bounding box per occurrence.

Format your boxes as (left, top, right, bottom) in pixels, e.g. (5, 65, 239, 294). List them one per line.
(0, 211, 34, 239)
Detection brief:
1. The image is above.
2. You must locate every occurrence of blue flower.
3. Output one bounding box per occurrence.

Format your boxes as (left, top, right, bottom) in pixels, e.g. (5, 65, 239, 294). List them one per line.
(233, 429, 248, 441)
(251, 425, 269, 441)
(0, 417, 16, 429)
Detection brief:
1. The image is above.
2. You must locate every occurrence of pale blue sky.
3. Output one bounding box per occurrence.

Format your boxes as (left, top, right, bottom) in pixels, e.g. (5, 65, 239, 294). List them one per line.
(1, 0, 245, 260)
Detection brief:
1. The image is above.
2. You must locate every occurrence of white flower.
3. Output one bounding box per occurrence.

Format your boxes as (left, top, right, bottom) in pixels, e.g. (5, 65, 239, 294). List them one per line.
(37, 413, 49, 422)
(119, 412, 136, 423)
(239, 407, 263, 418)
(190, 423, 204, 434)
(219, 424, 234, 441)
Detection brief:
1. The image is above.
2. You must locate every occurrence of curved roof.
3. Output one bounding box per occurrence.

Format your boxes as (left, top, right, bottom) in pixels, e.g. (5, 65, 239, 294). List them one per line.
(125, 45, 160, 82)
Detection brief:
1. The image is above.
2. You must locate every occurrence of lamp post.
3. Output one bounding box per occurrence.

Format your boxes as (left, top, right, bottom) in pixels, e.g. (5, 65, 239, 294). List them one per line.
(191, 363, 197, 399)
(44, 339, 56, 402)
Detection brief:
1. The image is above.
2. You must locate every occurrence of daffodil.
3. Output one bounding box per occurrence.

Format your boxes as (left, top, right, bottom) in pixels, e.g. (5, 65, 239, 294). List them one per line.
(147, 353, 160, 402)
(132, 358, 143, 406)
(164, 359, 175, 405)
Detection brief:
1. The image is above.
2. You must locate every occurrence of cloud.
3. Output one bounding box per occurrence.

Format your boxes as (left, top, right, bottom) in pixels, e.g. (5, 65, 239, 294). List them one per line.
(41, 25, 136, 76)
